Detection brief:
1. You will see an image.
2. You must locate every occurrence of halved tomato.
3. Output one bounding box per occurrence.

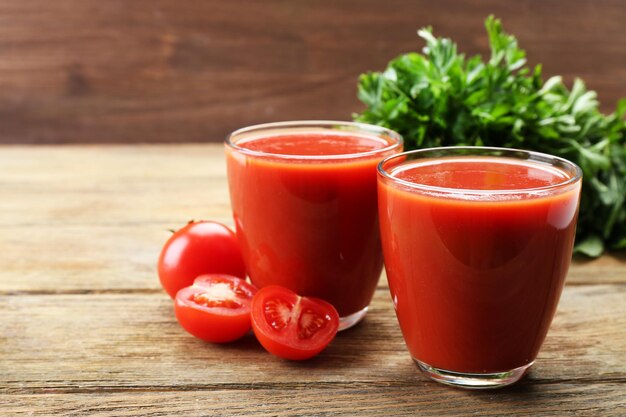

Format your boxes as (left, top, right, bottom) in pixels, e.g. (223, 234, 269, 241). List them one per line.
(175, 274, 257, 343)
(250, 286, 339, 360)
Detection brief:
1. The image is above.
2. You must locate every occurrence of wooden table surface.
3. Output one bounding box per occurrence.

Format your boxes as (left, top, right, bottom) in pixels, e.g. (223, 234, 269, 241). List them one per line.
(1, 144, 625, 416)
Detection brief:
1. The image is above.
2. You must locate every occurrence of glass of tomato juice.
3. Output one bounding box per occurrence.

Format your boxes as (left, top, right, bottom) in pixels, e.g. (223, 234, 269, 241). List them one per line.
(377, 147, 582, 388)
(225, 121, 403, 330)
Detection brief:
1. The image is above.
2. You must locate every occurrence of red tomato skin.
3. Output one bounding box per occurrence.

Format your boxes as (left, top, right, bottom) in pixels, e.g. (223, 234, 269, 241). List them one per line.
(158, 221, 246, 298)
(250, 286, 339, 361)
(175, 296, 250, 343)
(174, 275, 257, 343)
(253, 328, 327, 361)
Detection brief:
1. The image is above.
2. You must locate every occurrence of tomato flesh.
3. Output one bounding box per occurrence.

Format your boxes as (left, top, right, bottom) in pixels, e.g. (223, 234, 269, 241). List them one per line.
(175, 275, 257, 343)
(251, 286, 339, 360)
(158, 221, 246, 298)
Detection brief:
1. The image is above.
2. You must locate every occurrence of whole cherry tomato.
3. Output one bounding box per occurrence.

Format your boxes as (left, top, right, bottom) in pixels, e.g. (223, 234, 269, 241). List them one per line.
(158, 221, 246, 298)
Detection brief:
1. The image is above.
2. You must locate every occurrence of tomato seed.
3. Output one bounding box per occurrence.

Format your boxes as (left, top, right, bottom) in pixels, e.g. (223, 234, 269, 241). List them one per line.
(297, 308, 328, 339)
(264, 299, 294, 331)
(192, 293, 243, 309)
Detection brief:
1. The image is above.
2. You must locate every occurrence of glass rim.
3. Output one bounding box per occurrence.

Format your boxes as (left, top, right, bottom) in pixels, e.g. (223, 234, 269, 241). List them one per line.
(377, 146, 583, 196)
(225, 120, 403, 161)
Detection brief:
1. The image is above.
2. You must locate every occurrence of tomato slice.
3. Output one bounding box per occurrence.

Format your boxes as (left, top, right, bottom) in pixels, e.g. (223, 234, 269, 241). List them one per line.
(174, 274, 257, 343)
(250, 286, 339, 360)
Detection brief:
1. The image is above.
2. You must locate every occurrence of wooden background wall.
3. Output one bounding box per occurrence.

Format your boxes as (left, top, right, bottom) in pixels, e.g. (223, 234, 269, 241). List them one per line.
(0, 0, 624, 144)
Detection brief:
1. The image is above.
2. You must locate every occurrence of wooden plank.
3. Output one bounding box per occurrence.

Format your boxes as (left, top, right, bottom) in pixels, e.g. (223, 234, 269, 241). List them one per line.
(0, 145, 226, 186)
(0, 144, 623, 292)
(0, 224, 169, 293)
(1, 285, 624, 394)
(0, 0, 624, 144)
(0, 219, 623, 292)
(0, 145, 230, 226)
(569, 254, 626, 285)
(1, 144, 624, 415)
(1, 383, 625, 416)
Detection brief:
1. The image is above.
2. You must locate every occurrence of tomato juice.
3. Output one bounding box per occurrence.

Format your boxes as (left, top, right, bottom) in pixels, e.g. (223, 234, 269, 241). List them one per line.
(377, 148, 581, 386)
(226, 122, 402, 328)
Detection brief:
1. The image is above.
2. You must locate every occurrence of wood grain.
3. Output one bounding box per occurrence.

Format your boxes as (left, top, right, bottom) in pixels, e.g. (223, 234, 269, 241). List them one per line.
(0, 145, 229, 226)
(1, 144, 625, 415)
(0, 0, 624, 144)
(1, 144, 623, 293)
(1, 286, 624, 394)
(1, 222, 624, 293)
(2, 384, 625, 416)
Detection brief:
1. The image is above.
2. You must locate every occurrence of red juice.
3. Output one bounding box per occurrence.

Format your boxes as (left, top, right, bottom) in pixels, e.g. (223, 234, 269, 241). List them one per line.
(378, 151, 581, 377)
(226, 123, 402, 324)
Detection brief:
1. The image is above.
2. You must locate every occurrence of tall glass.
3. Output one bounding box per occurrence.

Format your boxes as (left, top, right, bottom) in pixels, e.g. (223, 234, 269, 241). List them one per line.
(226, 121, 402, 330)
(377, 147, 582, 388)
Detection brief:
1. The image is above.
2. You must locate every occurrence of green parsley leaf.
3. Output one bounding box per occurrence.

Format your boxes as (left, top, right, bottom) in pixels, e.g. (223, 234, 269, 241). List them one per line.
(355, 15, 626, 257)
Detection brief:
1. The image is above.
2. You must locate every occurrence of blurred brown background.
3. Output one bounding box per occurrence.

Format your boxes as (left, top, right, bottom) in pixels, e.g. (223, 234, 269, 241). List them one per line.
(0, 0, 624, 144)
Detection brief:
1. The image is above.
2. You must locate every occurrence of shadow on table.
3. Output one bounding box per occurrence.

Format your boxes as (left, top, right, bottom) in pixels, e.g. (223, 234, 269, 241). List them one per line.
(449, 369, 587, 410)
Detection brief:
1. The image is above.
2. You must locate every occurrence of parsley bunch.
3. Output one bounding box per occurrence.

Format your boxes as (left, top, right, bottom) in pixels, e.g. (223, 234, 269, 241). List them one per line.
(355, 16, 626, 257)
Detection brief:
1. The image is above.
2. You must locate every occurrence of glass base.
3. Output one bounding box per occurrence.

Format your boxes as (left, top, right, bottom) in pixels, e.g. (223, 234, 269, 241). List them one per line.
(338, 306, 368, 331)
(414, 358, 534, 389)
